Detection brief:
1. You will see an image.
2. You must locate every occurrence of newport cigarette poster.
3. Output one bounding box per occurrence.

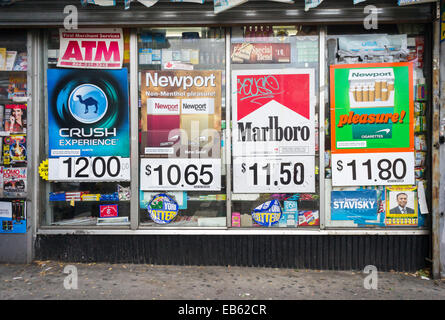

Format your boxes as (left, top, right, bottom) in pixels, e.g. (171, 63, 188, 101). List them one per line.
(140, 70, 222, 158)
(232, 69, 315, 157)
(330, 62, 414, 154)
(47, 68, 130, 158)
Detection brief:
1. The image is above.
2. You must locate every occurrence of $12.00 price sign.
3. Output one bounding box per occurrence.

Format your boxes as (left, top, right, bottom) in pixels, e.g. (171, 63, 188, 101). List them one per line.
(48, 156, 130, 181)
(140, 158, 221, 191)
(233, 156, 315, 193)
(331, 152, 414, 187)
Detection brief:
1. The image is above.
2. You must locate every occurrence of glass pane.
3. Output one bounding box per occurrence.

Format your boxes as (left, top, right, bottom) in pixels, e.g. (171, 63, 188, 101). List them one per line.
(138, 27, 227, 227)
(41, 29, 131, 227)
(325, 24, 430, 228)
(230, 26, 320, 228)
(0, 29, 28, 234)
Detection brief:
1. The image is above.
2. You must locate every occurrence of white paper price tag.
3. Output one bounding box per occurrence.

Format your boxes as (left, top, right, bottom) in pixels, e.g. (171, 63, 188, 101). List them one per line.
(233, 156, 315, 193)
(140, 158, 221, 191)
(48, 156, 130, 181)
(332, 152, 414, 186)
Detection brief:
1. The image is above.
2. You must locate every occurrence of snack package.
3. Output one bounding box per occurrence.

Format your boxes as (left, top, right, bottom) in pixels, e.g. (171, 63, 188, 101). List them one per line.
(298, 210, 319, 226)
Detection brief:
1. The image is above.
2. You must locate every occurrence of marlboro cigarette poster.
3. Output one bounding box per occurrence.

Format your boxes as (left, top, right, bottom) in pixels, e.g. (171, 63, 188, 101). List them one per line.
(140, 70, 222, 158)
(232, 69, 315, 157)
(330, 62, 414, 154)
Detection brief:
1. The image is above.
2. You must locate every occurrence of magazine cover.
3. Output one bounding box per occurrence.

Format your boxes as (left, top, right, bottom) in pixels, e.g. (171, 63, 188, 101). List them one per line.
(0, 166, 4, 198)
(7, 74, 27, 102)
(3, 167, 26, 197)
(5, 51, 17, 71)
(12, 52, 27, 71)
(4, 104, 26, 133)
(0, 48, 6, 70)
(3, 135, 26, 165)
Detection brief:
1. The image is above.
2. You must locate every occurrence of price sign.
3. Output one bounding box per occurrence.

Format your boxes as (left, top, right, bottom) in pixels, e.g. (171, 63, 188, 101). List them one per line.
(140, 158, 221, 191)
(332, 152, 414, 186)
(233, 156, 315, 193)
(48, 156, 130, 181)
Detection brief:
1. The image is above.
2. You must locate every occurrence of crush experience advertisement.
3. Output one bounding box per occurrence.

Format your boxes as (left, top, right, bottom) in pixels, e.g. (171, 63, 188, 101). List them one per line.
(47, 68, 130, 158)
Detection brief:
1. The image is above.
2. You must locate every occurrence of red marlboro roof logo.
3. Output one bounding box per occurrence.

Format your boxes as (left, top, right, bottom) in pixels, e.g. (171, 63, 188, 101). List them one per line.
(236, 73, 310, 121)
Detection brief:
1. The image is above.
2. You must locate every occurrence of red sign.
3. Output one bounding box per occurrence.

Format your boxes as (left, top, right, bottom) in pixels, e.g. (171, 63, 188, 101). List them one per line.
(57, 28, 123, 69)
(100, 204, 119, 218)
(236, 73, 310, 121)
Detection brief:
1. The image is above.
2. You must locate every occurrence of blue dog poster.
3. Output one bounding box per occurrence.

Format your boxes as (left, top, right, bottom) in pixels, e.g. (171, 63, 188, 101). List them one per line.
(47, 68, 130, 158)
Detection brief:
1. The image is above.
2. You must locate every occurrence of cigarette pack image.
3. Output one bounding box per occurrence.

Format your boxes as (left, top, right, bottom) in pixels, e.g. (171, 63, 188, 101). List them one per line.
(348, 68, 395, 108)
(146, 98, 181, 150)
(347, 68, 396, 140)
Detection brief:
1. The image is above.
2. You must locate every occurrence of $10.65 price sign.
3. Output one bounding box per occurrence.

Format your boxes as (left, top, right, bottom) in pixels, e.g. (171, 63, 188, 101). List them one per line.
(331, 152, 414, 186)
(48, 156, 130, 181)
(233, 156, 315, 193)
(140, 158, 221, 191)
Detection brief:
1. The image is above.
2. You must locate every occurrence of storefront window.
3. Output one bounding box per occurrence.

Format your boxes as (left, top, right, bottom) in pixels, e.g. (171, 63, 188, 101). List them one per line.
(325, 24, 430, 229)
(138, 27, 227, 227)
(0, 30, 28, 234)
(36, 23, 430, 231)
(230, 26, 320, 228)
(41, 29, 131, 227)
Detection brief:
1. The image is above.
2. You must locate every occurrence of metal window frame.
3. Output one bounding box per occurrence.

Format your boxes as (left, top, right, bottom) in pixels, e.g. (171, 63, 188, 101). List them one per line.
(34, 25, 431, 237)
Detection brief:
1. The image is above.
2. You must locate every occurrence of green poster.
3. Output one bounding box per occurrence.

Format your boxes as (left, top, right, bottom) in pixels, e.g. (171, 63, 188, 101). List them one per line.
(330, 62, 414, 154)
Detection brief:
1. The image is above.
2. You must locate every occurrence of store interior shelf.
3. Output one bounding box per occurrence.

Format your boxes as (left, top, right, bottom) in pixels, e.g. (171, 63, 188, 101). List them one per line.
(49, 200, 130, 203)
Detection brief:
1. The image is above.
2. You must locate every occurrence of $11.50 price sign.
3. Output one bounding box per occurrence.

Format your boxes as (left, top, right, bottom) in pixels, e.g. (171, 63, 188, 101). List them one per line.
(233, 156, 315, 193)
(140, 158, 221, 191)
(331, 152, 414, 187)
(48, 156, 130, 181)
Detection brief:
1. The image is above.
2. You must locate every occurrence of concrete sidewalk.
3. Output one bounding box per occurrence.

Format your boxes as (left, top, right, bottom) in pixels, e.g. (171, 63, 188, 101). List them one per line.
(0, 260, 444, 300)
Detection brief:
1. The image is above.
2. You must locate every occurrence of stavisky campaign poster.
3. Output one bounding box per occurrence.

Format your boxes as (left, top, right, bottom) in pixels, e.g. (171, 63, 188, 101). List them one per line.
(140, 70, 222, 158)
(47, 68, 130, 158)
(232, 69, 315, 157)
(330, 62, 414, 154)
(57, 28, 123, 69)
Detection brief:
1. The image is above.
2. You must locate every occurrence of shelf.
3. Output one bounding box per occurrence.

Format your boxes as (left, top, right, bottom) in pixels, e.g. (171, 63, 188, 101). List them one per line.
(0, 98, 28, 104)
(49, 200, 130, 204)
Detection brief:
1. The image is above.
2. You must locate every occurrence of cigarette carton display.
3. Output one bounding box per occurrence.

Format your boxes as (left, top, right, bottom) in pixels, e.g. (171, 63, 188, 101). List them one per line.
(348, 68, 395, 108)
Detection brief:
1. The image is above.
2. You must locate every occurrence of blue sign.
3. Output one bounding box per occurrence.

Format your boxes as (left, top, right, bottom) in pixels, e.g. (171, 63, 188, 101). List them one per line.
(47, 68, 130, 158)
(331, 190, 378, 223)
(147, 193, 179, 224)
(251, 199, 282, 227)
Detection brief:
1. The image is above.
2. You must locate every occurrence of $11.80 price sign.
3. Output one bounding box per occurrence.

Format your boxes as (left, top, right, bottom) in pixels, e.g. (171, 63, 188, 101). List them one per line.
(331, 152, 414, 186)
(140, 158, 221, 191)
(233, 156, 315, 193)
(48, 156, 130, 181)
